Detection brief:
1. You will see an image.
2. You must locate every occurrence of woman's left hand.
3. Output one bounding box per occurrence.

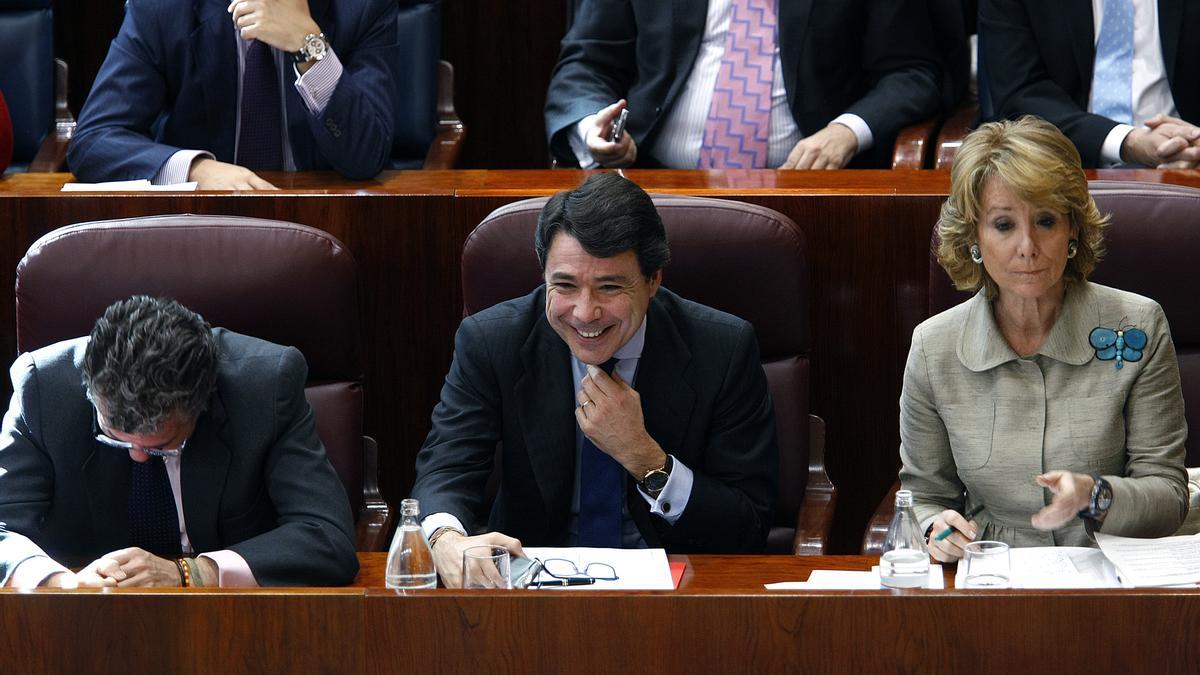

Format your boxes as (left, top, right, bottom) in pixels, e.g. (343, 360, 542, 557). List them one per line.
(1031, 471, 1095, 530)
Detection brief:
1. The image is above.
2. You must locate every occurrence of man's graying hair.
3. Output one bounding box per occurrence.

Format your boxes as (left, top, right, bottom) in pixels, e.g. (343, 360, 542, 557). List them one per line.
(534, 173, 670, 278)
(83, 296, 219, 434)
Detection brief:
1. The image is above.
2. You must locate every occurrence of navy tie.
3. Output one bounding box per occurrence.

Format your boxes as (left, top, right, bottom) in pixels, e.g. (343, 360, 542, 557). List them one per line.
(236, 39, 284, 171)
(577, 358, 625, 548)
(128, 457, 181, 557)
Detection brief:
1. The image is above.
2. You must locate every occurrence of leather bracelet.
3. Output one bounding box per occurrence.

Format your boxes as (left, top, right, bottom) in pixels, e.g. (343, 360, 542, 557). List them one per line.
(186, 558, 205, 588)
(428, 526, 465, 550)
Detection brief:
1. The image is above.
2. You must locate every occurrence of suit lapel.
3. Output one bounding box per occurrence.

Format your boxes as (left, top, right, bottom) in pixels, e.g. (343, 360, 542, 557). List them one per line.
(192, 0, 238, 160)
(1069, 0, 1096, 99)
(179, 395, 232, 552)
(82, 441, 131, 553)
(625, 295, 695, 545)
(778, 0, 813, 113)
(1159, 0, 1183, 85)
(513, 306, 577, 527)
(634, 297, 696, 471)
(662, 0, 710, 119)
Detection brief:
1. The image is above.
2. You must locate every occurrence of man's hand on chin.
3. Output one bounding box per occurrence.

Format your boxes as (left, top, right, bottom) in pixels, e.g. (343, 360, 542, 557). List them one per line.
(188, 158, 279, 190)
(430, 530, 525, 589)
(576, 365, 667, 477)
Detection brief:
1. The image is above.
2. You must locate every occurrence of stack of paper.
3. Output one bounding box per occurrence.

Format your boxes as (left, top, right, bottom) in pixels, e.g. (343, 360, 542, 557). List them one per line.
(951, 547, 1121, 589)
(764, 565, 945, 590)
(1096, 532, 1200, 587)
(61, 179, 198, 191)
(523, 547, 675, 590)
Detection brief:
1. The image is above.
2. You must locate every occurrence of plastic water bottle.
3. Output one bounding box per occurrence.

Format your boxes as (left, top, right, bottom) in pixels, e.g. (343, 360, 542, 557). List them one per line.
(385, 498, 437, 590)
(880, 489, 930, 588)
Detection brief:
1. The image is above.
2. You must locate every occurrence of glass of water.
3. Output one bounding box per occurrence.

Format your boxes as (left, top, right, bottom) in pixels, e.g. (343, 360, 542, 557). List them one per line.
(961, 540, 1010, 588)
(462, 545, 513, 589)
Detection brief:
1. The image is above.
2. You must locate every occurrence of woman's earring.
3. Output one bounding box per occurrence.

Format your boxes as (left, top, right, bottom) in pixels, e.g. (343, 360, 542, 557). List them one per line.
(970, 244, 983, 264)
(1067, 239, 1079, 259)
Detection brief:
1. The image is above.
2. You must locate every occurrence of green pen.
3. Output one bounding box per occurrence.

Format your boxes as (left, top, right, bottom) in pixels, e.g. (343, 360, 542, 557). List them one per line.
(933, 503, 985, 542)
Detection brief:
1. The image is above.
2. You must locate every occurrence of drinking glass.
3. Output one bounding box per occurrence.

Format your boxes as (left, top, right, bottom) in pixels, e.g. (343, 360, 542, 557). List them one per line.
(462, 545, 512, 589)
(962, 540, 1011, 588)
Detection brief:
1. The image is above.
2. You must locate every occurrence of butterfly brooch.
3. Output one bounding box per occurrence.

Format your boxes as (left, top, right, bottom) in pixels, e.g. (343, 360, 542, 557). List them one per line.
(1089, 322, 1147, 370)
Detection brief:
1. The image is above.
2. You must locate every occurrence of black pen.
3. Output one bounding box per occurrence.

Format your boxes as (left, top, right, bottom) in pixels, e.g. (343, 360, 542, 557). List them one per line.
(933, 503, 985, 542)
(531, 578, 596, 587)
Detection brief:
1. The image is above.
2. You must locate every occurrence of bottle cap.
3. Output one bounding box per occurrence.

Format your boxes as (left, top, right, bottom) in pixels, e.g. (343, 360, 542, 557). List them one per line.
(401, 498, 419, 517)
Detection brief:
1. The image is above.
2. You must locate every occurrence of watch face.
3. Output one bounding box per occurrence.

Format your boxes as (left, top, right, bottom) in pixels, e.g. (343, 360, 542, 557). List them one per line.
(641, 470, 668, 493)
(304, 34, 327, 61)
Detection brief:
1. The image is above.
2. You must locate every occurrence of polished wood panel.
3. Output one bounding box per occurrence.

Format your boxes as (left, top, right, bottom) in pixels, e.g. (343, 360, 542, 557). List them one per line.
(0, 589, 364, 673)
(3, 169, 1199, 553)
(5, 554, 1200, 674)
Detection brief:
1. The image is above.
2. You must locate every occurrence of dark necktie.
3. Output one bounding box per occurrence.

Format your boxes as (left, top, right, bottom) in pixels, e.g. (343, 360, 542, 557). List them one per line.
(577, 358, 625, 548)
(236, 39, 284, 171)
(128, 457, 181, 557)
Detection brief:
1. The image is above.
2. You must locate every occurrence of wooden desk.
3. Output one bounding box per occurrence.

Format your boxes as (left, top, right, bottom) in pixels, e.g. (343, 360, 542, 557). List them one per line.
(2, 170, 1198, 553)
(4, 552, 1199, 673)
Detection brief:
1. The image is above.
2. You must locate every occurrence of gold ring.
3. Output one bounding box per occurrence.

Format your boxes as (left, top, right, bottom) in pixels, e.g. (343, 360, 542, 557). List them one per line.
(581, 399, 594, 408)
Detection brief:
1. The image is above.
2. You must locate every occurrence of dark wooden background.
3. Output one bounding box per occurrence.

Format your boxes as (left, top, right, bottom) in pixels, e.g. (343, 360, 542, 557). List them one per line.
(52, 0, 567, 170)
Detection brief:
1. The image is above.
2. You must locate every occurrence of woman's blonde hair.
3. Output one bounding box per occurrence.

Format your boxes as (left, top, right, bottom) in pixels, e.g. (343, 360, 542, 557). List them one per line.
(936, 116, 1107, 297)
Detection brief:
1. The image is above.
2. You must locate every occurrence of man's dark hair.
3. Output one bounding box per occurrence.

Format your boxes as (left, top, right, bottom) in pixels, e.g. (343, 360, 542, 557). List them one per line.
(534, 173, 670, 278)
(83, 295, 219, 434)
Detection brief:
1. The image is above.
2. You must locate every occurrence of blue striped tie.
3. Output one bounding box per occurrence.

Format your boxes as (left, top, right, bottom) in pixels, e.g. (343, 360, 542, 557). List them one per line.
(1092, 0, 1135, 124)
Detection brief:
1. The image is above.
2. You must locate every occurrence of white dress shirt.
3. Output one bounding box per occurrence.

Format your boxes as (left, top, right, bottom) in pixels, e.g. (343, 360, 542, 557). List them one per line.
(1093, 0, 1179, 165)
(569, 0, 870, 169)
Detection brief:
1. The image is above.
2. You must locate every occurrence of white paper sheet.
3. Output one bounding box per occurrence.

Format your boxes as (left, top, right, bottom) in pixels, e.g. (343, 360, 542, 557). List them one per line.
(764, 564, 944, 590)
(952, 546, 1122, 589)
(1096, 532, 1200, 587)
(61, 180, 198, 191)
(523, 547, 674, 590)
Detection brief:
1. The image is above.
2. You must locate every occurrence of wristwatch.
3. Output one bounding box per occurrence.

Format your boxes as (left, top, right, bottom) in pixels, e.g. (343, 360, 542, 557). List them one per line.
(638, 455, 673, 497)
(293, 32, 329, 64)
(1078, 475, 1113, 522)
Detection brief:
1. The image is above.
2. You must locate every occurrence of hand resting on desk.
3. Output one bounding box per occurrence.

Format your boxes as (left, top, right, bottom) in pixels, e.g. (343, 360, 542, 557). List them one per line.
(431, 531, 524, 589)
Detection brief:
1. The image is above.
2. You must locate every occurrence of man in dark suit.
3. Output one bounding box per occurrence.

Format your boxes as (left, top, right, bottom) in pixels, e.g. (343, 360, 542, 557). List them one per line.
(0, 296, 357, 588)
(412, 174, 778, 587)
(66, 0, 398, 188)
(982, 0, 1200, 168)
(544, 0, 941, 170)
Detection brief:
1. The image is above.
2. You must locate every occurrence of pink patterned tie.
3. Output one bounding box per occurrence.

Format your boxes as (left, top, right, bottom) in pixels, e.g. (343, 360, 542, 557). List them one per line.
(698, 0, 778, 169)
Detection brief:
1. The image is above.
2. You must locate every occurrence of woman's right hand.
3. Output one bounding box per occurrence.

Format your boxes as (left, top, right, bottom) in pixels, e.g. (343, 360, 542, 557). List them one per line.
(926, 509, 979, 562)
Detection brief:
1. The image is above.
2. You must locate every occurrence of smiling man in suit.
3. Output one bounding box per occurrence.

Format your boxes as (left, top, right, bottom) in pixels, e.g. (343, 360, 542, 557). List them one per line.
(66, 0, 398, 188)
(412, 174, 778, 588)
(544, 0, 941, 170)
(0, 296, 357, 588)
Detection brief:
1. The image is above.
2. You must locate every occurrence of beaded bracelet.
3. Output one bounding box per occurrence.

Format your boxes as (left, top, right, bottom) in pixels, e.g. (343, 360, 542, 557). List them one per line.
(175, 557, 192, 587)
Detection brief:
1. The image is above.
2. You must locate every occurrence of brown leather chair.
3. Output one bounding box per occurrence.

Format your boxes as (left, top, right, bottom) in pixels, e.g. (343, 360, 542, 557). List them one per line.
(862, 180, 1200, 553)
(14, 214, 391, 551)
(462, 193, 836, 555)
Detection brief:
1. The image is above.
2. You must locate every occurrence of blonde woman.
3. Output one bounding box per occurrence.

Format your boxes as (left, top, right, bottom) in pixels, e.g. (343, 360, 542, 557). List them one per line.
(900, 116, 1188, 562)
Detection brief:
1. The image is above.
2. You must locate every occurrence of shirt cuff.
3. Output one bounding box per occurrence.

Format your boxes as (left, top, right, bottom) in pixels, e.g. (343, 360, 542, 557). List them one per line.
(831, 113, 872, 153)
(1101, 124, 1136, 166)
(293, 48, 343, 115)
(154, 149, 214, 185)
(199, 550, 258, 588)
(8, 555, 70, 589)
(636, 454, 693, 524)
(421, 512, 467, 540)
(569, 115, 601, 169)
